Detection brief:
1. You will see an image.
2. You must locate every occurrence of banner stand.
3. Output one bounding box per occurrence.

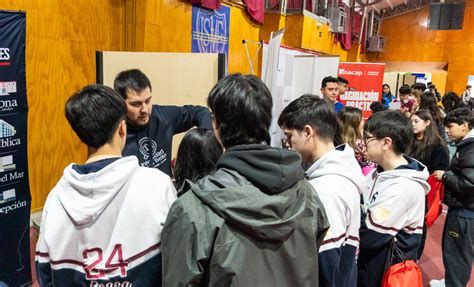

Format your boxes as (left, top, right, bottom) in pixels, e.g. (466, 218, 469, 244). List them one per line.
(0, 10, 32, 286)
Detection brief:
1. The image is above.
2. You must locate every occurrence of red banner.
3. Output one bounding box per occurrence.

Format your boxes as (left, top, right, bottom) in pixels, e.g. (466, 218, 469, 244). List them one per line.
(338, 62, 385, 119)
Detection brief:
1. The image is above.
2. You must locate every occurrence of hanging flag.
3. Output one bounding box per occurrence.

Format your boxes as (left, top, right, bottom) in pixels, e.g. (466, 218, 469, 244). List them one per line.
(243, 0, 265, 24)
(0, 10, 31, 287)
(190, 0, 221, 10)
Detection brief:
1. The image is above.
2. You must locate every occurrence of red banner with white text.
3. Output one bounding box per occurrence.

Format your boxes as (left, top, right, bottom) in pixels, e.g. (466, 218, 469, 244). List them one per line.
(338, 62, 385, 119)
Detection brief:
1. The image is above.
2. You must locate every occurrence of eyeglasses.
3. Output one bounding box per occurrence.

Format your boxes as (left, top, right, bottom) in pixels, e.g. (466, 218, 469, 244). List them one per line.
(363, 136, 378, 145)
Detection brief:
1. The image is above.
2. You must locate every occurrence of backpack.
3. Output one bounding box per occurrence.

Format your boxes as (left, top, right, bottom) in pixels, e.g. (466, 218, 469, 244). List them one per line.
(381, 238, 423, 287)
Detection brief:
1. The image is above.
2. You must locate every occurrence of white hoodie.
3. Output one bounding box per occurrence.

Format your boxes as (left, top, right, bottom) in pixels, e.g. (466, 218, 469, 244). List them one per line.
(306, 144, 365, 252)
(35, 156, 176, 286)
(306, 144, 365, 286)
(362, 158, 430, 237)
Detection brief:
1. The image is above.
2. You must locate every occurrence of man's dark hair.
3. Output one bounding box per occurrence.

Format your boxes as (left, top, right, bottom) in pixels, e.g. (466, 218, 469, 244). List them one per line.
(114, 69, 152, 99)
(338, 77, 349, 85)
(364, 110, 412, 155)
(207, 74, 272, 148)
(174, 128, 223, 190)
(278, 94, 338, 142)
(442, 92, 462, 113)
(444, 108, 474, 129)
(467, 85, 472, 89)
(413, 82, 427, 91)
(65, 85, 127, 149)
(370, 101, 386, 113)
(321, 76, 339, 88)
(399, 85, 411, 95)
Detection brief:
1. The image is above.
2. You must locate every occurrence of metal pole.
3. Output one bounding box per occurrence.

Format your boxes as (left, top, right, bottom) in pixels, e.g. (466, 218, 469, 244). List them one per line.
(356, 6, 367, 62)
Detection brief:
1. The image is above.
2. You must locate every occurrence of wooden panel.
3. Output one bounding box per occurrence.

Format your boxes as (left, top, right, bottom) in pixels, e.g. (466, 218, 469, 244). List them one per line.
(302, 15, 333, 53)
(283, 15, 304, 48)
(431, 71, 447, 95)
(228, 5, 262, 75)
(364, 0, 474, 94)
(0, 0, 126, 211)
(300, 14, 354, 60)
(142, 0, 192, 52)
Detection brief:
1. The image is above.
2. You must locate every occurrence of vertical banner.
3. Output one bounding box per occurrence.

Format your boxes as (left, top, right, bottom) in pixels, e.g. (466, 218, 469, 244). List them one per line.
(338, 62, 385, 119)
(0, 11, 31, 286)
(261, 29, 284, 147)
(192, 5, 230, 72)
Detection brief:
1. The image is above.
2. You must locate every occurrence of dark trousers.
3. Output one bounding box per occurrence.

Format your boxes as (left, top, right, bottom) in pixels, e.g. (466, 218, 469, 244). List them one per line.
(417, 196, 428, 259)
(442, 211, 474, 287)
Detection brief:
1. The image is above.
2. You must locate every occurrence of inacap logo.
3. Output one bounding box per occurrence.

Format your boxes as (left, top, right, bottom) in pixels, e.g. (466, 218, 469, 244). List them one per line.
(339, 69, 363, 76)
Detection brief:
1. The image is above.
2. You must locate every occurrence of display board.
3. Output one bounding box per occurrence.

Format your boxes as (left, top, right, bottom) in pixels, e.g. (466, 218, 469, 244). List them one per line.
(338, 62, 385, 119)
(383, 72, 417, 98)
(96, 51, 224, 158)
(262, 44, 339, 147)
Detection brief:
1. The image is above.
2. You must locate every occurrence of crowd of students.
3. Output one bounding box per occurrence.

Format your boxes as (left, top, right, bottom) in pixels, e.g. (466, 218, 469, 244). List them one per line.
(34, 72, 474, 287)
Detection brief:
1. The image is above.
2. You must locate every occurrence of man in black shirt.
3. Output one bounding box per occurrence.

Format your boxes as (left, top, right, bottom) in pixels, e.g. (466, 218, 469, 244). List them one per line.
(114, 69, 212, 176)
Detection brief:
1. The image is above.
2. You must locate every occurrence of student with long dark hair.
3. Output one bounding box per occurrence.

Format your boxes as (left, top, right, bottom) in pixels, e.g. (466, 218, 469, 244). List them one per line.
(408, 110, 449, 259)
(173, 128, 223, 193)
(381, 84, 394, 109)
(337, 106, 376, 174)
(420, 91, 446, 138)
(409, 110, 449, 173)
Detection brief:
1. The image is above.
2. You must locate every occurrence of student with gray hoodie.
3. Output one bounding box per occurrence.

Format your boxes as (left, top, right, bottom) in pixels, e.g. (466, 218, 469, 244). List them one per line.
(278, 94, 364, 287)
(358, 110, 430, 287)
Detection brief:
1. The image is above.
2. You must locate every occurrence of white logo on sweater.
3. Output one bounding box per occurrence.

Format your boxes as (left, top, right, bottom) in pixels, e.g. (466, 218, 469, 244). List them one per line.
(138, 137, 166, 168)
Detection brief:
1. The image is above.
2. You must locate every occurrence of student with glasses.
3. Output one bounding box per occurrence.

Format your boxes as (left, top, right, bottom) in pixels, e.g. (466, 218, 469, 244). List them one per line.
(358, 110, 430, 287)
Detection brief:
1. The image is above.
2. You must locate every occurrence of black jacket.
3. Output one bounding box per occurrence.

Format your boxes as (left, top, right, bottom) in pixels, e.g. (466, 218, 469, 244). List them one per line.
(443, 135, 474, 210)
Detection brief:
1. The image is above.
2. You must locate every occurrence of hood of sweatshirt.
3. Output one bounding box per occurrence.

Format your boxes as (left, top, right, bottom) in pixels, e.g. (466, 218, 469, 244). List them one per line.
(55, 156, 139, 226)
(371, 157, 431, 195)
(188, 144, 314, 242)
(306, 144, 365, 193)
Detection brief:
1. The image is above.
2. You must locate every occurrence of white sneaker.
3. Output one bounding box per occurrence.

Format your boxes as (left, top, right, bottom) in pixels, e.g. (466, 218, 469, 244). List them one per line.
(429, 279, 445, 287)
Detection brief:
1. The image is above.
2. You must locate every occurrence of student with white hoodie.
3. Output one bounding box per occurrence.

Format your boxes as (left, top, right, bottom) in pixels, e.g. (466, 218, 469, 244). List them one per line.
(35, 85, 176, 286)
(278, 94, 364, 287)
(358, 110, 430, 287)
